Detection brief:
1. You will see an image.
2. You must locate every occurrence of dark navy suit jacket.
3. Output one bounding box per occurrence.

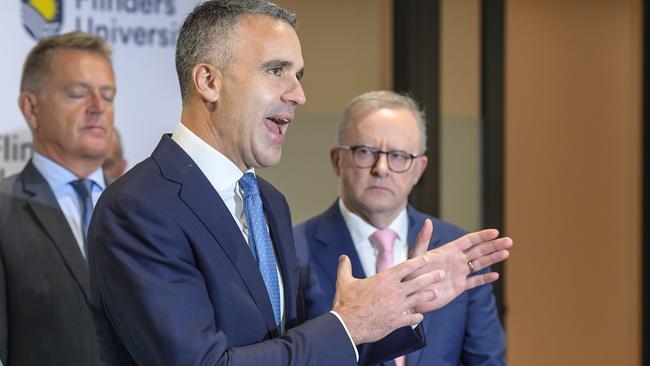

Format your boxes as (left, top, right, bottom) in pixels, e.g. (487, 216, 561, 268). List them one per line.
(294, 201, 506, 366)
(0, 162, 104, 365)
(88, 136, 359, 365)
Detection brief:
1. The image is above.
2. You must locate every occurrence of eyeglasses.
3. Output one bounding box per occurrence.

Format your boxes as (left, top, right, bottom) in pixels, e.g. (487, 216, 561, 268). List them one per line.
(337, 145, 421, 173)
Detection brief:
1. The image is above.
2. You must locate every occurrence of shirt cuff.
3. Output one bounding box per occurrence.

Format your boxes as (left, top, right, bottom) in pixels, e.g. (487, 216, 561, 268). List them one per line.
(329, 310, 359, 362)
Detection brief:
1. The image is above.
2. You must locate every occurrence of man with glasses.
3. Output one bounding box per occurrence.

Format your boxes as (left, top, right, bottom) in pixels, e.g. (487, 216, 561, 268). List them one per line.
(294, 90, 506, 365)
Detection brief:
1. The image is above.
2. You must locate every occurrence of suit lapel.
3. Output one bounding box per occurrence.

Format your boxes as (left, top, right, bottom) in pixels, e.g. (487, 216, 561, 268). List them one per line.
(258, 179, 299, 323)
(153, 137, 278, 332)
(21, 162, 91, 301)
(406, 205, 445, 253)
(312, 202, 367, 286)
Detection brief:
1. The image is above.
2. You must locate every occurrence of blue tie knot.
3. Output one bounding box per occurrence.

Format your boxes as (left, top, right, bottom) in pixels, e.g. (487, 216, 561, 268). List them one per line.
(71, 179, 93, 200)
(239, 172, 260, 198)
(70, 179, 94, 257)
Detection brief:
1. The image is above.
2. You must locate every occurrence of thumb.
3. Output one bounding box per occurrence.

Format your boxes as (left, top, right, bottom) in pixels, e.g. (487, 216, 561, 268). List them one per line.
(409, 219, 433, 259)
(335, 255, 353, 286)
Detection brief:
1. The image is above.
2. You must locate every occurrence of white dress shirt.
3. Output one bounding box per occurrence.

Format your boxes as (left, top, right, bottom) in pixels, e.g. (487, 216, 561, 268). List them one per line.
(32, 152, 106, 258)
(339, 199, 409, 275)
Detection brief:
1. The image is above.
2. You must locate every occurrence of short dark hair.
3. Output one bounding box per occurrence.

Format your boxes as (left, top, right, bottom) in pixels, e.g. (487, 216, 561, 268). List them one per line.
(20, 31, 112, 93)
(175, 0, 296, 101)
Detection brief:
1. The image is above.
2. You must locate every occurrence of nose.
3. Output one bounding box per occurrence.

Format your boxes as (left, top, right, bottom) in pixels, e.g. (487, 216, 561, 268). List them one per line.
(282, 78, 306, 106)
(86, 90, 105, 115)
(371, 152, 390, 177)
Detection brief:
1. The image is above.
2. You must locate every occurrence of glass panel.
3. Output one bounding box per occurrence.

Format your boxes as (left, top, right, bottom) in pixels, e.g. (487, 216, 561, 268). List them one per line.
(439, 0, 482, 231)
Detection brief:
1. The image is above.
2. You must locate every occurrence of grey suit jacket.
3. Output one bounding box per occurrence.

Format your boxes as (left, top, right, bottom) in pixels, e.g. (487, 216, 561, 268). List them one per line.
(0, 161, 104, 365)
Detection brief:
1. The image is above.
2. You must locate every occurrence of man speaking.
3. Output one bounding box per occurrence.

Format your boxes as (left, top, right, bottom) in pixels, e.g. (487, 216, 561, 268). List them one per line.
(88, 1, 513, 365)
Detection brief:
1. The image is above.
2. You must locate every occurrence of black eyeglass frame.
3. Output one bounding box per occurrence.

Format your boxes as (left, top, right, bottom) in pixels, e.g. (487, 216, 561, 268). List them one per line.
(336, 145, 423, 173)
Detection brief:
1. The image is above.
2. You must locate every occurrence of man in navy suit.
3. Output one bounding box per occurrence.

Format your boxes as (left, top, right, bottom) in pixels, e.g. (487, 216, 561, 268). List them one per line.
(89, 2, 512, 365)
(294, 90, 507, 366)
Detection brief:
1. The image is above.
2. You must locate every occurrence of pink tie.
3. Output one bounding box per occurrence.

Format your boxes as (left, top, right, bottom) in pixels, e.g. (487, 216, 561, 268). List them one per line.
(369, 229, 406, 366)
(370, 229, 397, 273)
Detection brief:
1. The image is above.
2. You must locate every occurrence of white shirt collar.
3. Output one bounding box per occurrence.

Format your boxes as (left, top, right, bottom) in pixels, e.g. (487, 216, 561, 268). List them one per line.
(171, 122, 254, 194)
(32, 152, 106, 190)
(338, 199, 409, 247)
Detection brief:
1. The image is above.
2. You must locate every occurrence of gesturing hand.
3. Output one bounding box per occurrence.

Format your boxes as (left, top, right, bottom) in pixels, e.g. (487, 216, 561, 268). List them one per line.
(407, 219, 513, 314)
(332, 253, 445, 345)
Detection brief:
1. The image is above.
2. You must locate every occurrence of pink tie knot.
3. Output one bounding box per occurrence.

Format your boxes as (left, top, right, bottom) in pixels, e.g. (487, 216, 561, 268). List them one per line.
(370, 229, 397, 273)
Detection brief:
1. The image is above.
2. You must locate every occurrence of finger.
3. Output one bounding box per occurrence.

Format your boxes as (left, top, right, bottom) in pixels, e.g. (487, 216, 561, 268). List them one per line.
(454, 229, 500, 252)
(406, 288, 438, 310)
(463, 237, 513, 258)
(401, 269, 446, 295)
(409, 219, 433, 258)
(385, 254, 429, 281)
(466, 250, 510, 273)
(335, 255, 353, 287)
(395, 312, 425, 329)
(465, 272, 500, 290)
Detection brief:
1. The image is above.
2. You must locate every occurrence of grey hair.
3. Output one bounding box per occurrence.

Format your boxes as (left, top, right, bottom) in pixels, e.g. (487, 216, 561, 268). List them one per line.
(175, 0, 296, 101)
(337, 90, 428, 154)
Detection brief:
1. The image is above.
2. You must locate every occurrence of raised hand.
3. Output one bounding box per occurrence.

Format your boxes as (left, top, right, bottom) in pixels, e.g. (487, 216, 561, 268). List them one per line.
(407, 219, 512, 313)
(332, 254, 445, 345)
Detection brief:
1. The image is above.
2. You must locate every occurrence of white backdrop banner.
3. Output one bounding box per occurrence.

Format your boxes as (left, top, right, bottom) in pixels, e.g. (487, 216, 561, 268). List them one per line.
(1, 0, 200, 179)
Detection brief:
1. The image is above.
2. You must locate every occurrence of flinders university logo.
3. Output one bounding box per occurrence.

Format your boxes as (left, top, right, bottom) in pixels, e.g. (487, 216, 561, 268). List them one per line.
(21, 0, 63, 40)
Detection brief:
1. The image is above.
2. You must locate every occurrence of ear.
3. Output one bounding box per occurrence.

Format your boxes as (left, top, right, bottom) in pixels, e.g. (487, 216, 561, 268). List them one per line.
(412, 155, 428, 183)
(330, 147, 342, 177)
(191, 63, 221, 103)
(18, 92, 39, 131)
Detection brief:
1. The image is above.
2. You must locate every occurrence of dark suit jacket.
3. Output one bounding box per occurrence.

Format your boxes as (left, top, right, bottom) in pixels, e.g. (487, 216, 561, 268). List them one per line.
(294, 202, 507, 366)
(88, 136, 367, 365)
(0, 161, 104, 365)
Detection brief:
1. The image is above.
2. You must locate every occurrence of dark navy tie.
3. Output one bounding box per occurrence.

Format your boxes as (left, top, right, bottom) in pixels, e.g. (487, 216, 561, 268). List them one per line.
(70, 179, 94, 256)
(239, 172, 281, 328)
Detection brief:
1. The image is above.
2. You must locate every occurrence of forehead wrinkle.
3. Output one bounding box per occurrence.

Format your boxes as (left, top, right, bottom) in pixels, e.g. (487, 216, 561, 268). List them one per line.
(347, 110, 420, 153)
(234, 16, 302, 70)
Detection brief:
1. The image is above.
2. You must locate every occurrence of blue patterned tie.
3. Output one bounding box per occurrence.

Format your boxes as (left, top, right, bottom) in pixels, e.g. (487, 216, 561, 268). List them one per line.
(239, 173, 282, 328)
(70, 179, 94, 256)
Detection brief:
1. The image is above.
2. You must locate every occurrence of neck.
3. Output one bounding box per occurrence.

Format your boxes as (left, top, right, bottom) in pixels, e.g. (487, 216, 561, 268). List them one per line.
(33, 146, 101, 179)
(180, 102, 247, 172)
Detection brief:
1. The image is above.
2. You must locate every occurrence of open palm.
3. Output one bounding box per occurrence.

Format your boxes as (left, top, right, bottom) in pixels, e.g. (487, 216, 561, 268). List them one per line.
(406, 220, 512, 313)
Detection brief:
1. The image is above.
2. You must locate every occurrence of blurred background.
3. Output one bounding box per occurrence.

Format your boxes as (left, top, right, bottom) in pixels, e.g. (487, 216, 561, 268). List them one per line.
(1, 0, 645, 364)
(266, 1, 645, 365)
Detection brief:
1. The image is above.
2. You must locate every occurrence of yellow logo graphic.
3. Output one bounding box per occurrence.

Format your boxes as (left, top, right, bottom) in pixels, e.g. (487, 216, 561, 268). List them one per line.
(29, 0, 59, 21)
(21, 0, 63, 40)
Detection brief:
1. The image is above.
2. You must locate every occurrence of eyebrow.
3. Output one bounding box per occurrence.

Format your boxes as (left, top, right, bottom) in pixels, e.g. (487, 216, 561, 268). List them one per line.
(260, 60, 305, 81)
(66, 82, 116, 91)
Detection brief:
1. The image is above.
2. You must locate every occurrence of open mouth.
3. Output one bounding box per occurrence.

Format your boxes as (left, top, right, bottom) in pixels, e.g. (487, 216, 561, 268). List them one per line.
(265, 116, 291, 136)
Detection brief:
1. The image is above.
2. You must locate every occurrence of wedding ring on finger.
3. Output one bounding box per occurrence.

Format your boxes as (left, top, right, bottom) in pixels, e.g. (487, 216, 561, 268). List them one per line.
(467, 260, 475, 272)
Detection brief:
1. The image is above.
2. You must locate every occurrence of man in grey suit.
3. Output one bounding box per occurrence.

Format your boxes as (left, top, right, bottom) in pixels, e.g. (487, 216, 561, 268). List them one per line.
(0, 32, 116, 365)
